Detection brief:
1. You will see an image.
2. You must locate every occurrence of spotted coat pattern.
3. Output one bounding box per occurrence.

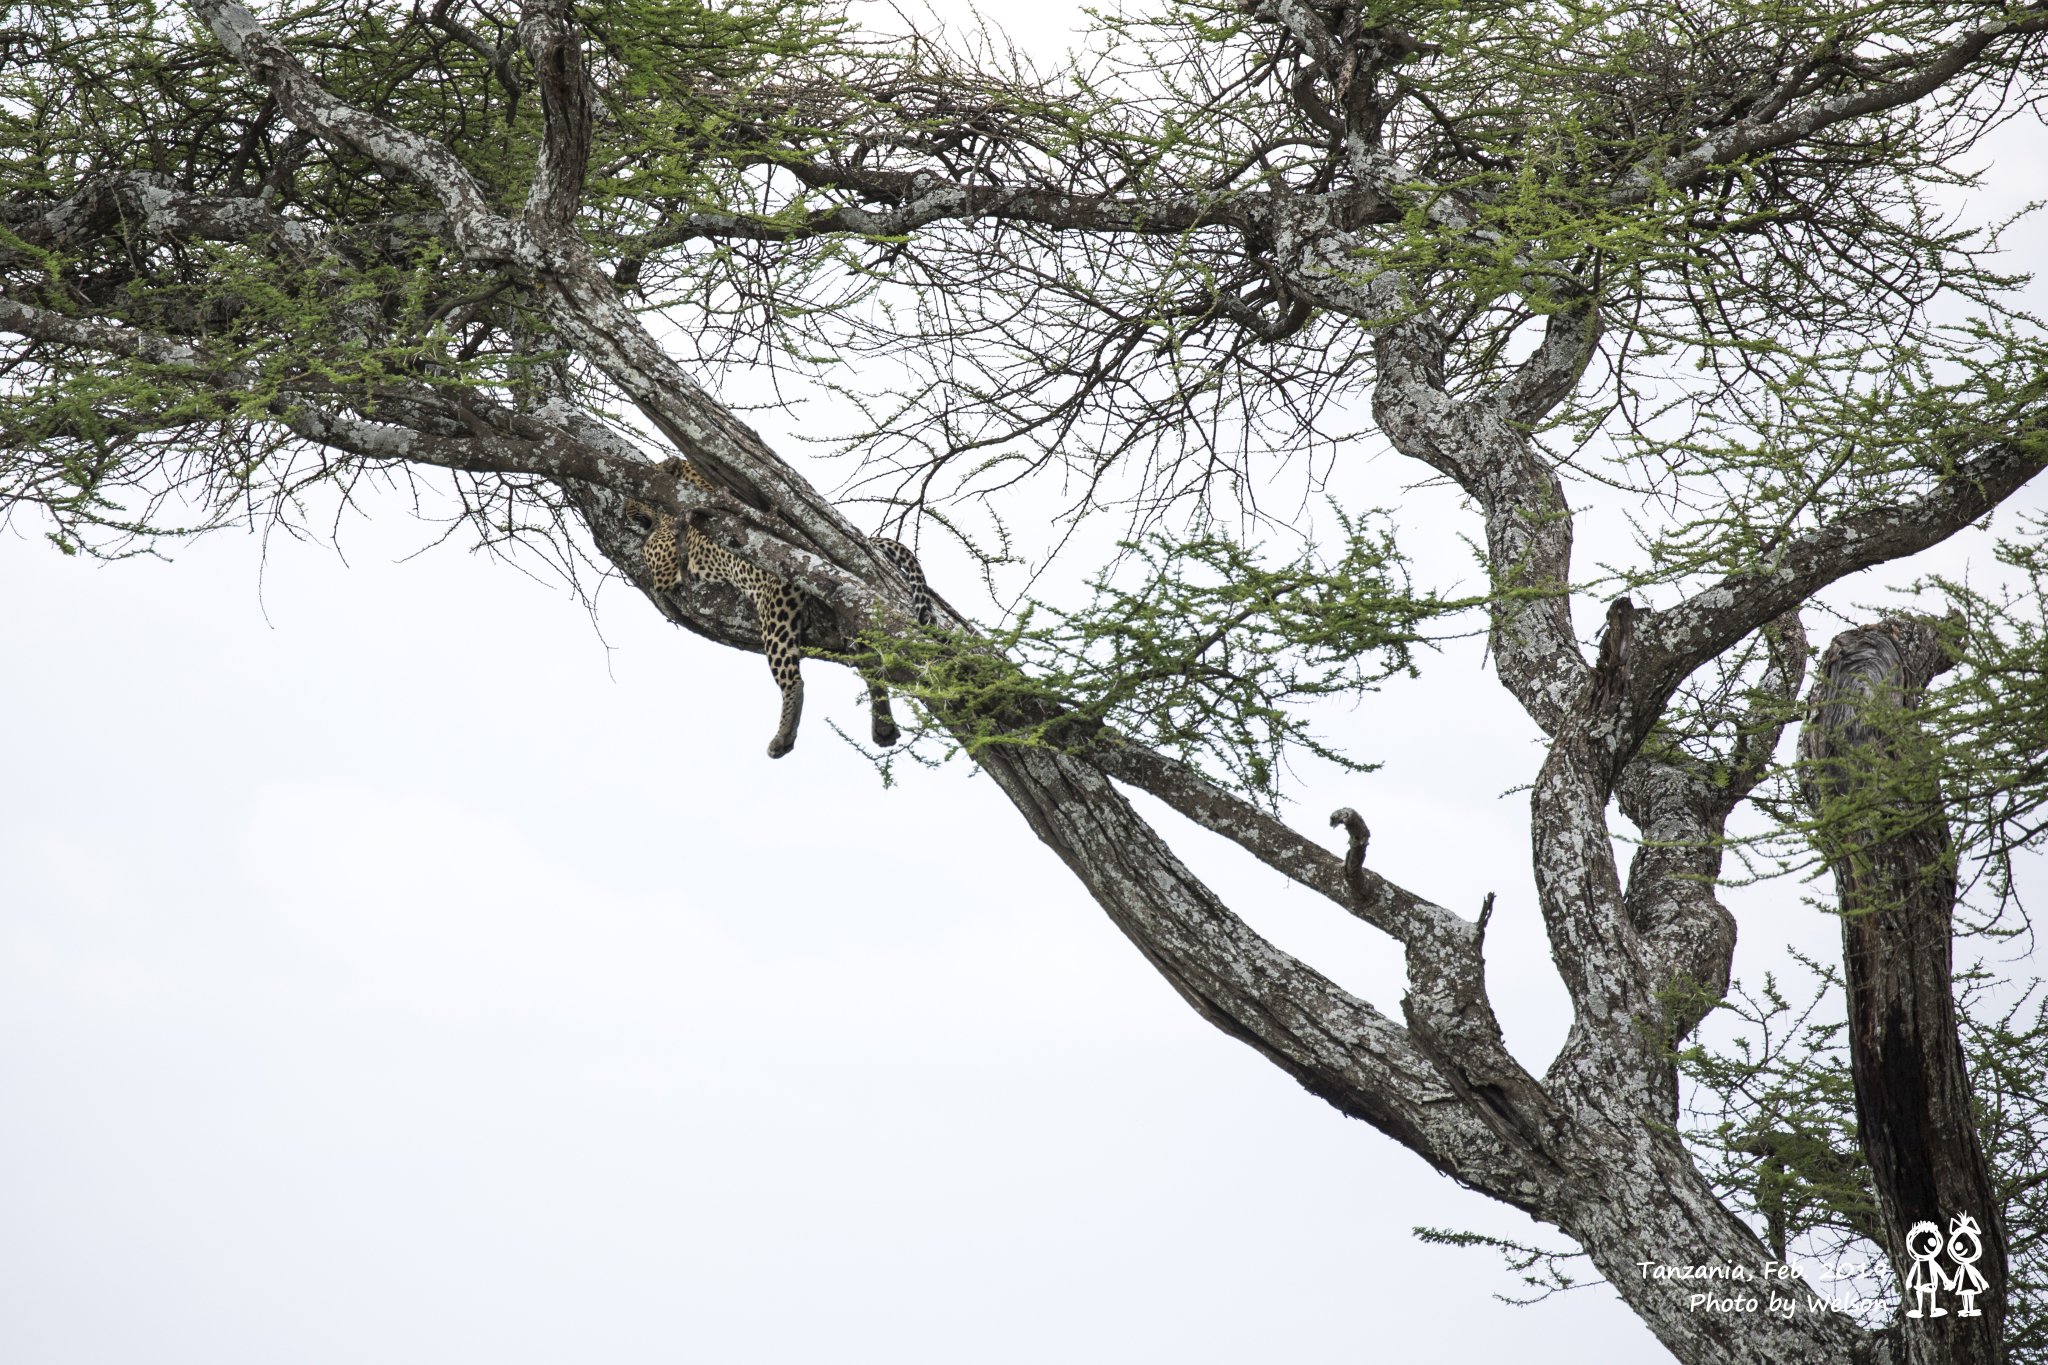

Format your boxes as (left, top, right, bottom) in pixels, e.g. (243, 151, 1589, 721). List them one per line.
(626, 457, 932, 758)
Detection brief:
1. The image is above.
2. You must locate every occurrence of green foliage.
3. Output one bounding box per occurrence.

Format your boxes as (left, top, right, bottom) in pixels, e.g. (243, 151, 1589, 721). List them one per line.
(1597, 320, 2048, 602)
(0, 0, 856, 551)
(1920, 521, 2048, 901)
(850, 512, 1467, 801)
(1676, 958, 1878, 1266)
(1, 0, 2044, 819)
(731, 0, 2048, 557)
(1717, 500, 2048, 921)
(1963, 975, 2048, 1362)
(1412, 1225, 1592, 1306)
(577, 0, 865, 252)
(1677, 955, 2048, 1354)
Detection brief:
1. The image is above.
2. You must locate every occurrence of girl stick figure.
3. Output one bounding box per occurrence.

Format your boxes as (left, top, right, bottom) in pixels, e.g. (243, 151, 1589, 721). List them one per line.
(1904, 1221, 1952, 1318)
(1948, 1214, 1989, 1318)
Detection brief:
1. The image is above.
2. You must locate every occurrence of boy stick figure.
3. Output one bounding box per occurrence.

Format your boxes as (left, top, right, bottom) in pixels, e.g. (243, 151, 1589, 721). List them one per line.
(1904, 1220, 1952, 1318)
(1948, 1214, 1989, 1318)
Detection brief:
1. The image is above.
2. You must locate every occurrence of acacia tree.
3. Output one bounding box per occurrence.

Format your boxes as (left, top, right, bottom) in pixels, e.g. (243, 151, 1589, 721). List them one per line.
(3, 0, 2047, 1361)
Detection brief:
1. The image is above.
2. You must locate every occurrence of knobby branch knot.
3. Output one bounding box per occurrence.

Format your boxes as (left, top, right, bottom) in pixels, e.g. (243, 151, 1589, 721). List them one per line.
(1329, 807, 1370, 895)
(1589, 594, 1637, 715)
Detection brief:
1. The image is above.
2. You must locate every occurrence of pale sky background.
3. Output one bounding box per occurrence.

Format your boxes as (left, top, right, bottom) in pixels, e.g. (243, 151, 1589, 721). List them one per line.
(3, 4, 2045, 1363)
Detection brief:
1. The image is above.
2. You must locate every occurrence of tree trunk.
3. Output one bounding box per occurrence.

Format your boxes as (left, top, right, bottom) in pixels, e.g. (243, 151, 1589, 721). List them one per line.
(1802, 620, 2006, 1365)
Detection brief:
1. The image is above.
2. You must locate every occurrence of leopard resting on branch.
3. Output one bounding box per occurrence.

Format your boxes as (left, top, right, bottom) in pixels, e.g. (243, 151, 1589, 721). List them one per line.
(624, 457, 933, 759)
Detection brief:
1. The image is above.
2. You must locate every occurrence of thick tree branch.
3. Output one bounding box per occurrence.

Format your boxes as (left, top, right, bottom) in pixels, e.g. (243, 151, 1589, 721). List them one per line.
(1636, 9, 2048, 201)
(976, 742, 1551, 1205)
(0, 296, 216, 367)
(0, 171, 331, 262)
(1493, 303, 1603, 427)
(1367, 295, 1589, 735)
(1614, 612, 1811, 1121)
(518, 2, 592, 233)
(1624, 440, 2045, 777)
(188, 0, 514, 262)
(1090, 737, 1557, 1164)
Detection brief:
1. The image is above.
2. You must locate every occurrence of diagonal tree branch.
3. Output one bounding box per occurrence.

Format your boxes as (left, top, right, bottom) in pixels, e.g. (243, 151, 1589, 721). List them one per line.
(1636, 8, 2048, 201)
(974, 740, 1553, 1205)
(1620, 440, 2045, 780)
(190, 0, 513, 262)
(1091, 735, 1557, 1159)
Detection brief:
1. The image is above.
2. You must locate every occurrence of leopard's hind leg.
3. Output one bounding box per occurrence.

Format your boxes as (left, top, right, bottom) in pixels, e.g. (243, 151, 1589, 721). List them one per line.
(756, 580, 807, 759)
(869, 683, 901, 747)
(863, 537, 932, 748)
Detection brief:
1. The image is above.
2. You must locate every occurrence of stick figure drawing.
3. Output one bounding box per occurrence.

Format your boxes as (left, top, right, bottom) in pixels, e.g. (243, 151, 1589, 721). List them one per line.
(1948, 1214, 1989, 1318)
(1905, 1220, 1953, 1319)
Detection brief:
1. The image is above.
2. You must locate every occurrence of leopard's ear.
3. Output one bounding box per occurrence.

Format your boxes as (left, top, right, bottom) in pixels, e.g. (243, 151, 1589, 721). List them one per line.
(623, 499, 656, 533)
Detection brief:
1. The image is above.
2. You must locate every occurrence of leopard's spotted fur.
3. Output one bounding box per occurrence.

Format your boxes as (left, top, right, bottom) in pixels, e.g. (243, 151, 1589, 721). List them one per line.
(625, 457, 932, 759)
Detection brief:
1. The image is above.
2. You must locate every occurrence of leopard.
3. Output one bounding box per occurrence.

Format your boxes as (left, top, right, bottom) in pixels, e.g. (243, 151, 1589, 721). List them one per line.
(624, 456, 932, 759)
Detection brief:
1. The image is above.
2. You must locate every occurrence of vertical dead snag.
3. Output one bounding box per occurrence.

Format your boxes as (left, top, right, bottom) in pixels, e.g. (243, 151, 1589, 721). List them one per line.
(1800, 617, 2005, 1364)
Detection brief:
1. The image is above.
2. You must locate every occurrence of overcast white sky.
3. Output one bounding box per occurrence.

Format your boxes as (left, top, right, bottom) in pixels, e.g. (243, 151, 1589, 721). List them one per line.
(4, 4, 2046, 1363)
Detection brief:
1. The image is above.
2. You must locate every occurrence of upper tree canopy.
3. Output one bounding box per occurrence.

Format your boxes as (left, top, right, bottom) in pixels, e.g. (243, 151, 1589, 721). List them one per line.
(4, 0, 2043, 788)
